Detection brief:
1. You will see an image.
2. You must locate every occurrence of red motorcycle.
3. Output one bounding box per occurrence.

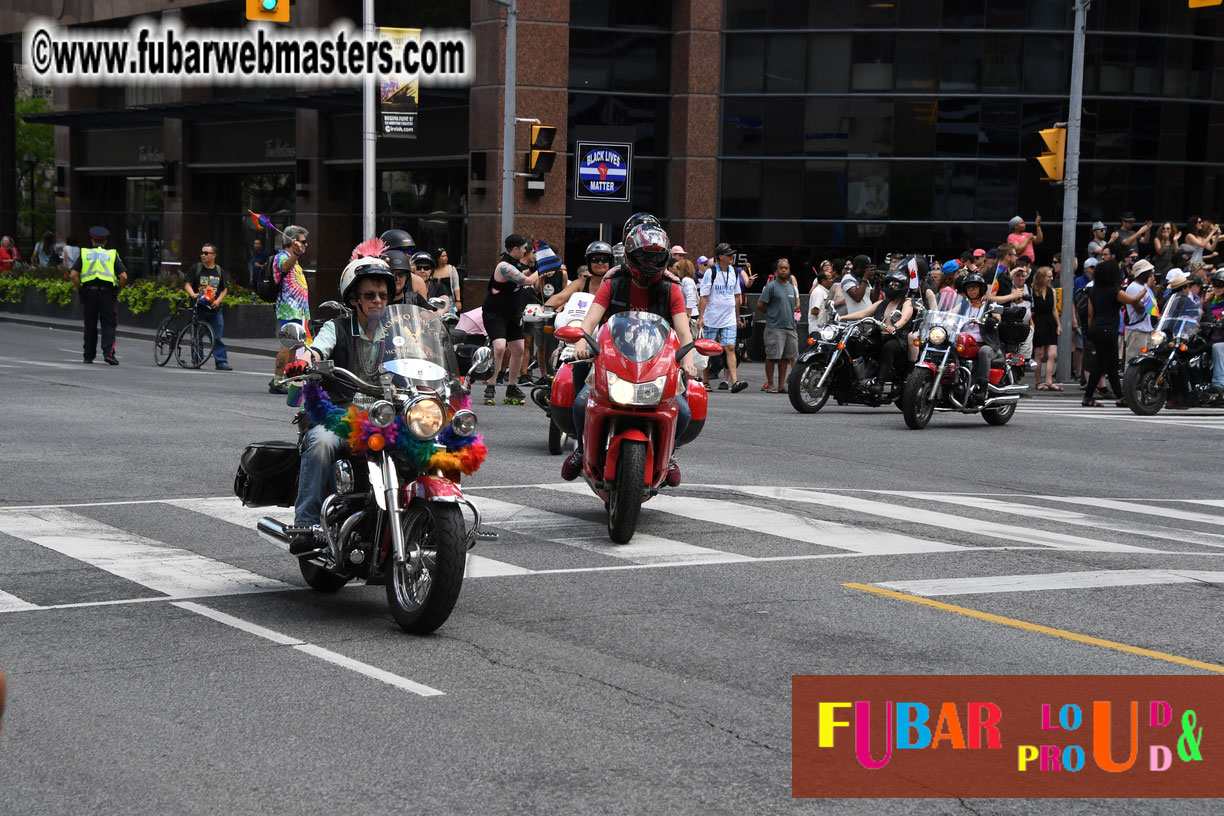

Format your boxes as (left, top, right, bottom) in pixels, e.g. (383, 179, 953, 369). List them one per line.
(552, 312, 722, 542)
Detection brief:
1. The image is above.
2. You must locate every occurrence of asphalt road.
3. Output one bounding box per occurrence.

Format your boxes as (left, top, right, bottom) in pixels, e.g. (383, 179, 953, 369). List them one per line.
(1, 320, 1222, 815)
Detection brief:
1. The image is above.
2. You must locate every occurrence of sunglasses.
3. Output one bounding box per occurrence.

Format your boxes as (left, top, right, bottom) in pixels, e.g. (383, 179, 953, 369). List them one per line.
(201, 251, 215, 255)
(358, 291, 388, 302)
(591, 257, 611, 265)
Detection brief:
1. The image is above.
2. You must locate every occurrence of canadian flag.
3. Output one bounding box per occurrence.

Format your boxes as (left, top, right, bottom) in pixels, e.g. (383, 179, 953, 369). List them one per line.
(907, 256, 920, 291)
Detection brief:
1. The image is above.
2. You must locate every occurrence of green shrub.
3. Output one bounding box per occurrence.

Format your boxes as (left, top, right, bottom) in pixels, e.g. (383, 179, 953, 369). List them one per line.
(1, 267, 261, 314)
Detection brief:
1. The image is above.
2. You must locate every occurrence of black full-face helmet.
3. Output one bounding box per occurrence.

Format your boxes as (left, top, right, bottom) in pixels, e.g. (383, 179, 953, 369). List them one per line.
(623, 225, 670, 286)
(380, 228, 416, 253)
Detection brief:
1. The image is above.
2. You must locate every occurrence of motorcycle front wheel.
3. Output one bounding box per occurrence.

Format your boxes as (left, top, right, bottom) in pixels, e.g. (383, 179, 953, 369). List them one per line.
(902, 369, 935, 430)
(788, 359, 830, 414)
(386, 502, 466, 634)
(1123, 361, 1166, 416)
(548, 420, 566, 455)
(608, 439, 647, 544)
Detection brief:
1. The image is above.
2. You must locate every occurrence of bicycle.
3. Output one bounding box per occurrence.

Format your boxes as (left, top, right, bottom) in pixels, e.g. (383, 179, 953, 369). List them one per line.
(153, 300, 216, 368)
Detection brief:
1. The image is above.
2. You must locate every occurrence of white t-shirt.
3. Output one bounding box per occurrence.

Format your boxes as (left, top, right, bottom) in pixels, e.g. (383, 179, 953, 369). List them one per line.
(809, 283, 831, 327)
(680, 276, 699, 316)
(841, 273, 873, 313)
(699, 264, 742, 328)
(1124, 282, 1154, 332)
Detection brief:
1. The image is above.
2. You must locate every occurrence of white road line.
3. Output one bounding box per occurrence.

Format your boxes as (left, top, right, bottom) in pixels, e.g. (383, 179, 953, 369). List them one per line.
(881, 491, 1224, 551)
(0, 588, 39, 612)
(1038, 496, 1224, 529)
(729, 487, 1161, 553)
(0, 507, 292, 598)
(1015, 408, 1224, 430)
(541, 483, 963, 555)
(877, 569, 1224, 597)
(466, 553, 533, 576)
(476, 494, 754, 564)
(172, 601, 444, 697)
(1184, 499, 1224, 509)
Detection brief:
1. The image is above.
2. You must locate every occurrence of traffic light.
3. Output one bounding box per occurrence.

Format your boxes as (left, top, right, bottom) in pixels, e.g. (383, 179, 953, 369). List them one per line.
(527, 124, 556, 176)
(1036, 125, 1066, 182)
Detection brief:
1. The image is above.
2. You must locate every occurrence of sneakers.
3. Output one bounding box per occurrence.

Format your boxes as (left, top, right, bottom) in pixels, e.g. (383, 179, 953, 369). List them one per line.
(561, 449, 583, 481)
(504, 384, 526, 403)
(717, 381, 729, 391)
(216, 363, 232, 371)
(103, 355, 119, 365)
(268, 378, 288, 395)
(535, 375, 553, 387)
(483, 384, 496, 404)
(664, 459, 681, 487)
(517, 374, 533, 386)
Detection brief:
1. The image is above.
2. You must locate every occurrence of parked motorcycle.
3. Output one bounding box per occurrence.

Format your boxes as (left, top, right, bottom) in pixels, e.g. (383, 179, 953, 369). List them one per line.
(525, 292, 596, 454)
(788, 311, 906, 413)
(900, 300, 1028, 429)
(234, 304, 496, 634)
(551, 313, 722, 543)
(1122, 292, 1223, 415)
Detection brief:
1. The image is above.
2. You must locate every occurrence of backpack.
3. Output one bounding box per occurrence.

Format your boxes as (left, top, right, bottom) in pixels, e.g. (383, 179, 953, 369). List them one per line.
(256, 255, 281, 302)
(1073, 286, 1092, 327)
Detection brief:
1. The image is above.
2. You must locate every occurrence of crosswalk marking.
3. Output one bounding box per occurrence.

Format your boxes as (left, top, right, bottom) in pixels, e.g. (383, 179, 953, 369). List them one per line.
(1037, 496, 1224, 529)
(876, 569, 1224, 597)
(542, 483, 964, 555)
(476, 494, 754, 565)
(728, 487, 1161, 553)
(0, 588, 39, 612)
(1019, 405, 1224, 430)
(466, 553, 533, 577)
(882, 492, 1224, 551)
(0, 507, 291, 598)
(166, 497, 275, 532)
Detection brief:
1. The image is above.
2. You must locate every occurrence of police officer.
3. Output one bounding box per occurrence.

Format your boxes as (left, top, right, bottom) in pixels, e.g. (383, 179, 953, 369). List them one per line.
(70, 226, 127, 365)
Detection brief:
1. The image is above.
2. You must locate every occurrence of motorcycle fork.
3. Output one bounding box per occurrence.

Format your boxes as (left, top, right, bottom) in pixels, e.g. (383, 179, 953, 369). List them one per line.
(815, 347, 841, 389)
(922, 347, 947, 401)
(380, 454, 413, 567)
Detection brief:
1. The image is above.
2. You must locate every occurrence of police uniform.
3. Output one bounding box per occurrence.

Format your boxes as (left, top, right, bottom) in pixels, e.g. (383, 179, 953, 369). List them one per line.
(73, 226, 127, 364)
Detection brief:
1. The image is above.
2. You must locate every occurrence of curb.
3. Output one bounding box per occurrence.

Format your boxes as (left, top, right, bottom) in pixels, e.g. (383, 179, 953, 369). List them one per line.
(0, 313, 281, 359)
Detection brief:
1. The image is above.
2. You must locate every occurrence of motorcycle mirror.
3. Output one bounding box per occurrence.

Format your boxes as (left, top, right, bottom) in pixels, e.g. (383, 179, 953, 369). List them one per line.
(427, 297, 448, 311)
(316, 300, 348, 319)
(693, 338, 724, 357)
(468, 345, 494, 379)
(441, 312, 459, 326)
(555, 326, 583, 343)
(889, 309, 903, 323)
(277, 322, 306, 350)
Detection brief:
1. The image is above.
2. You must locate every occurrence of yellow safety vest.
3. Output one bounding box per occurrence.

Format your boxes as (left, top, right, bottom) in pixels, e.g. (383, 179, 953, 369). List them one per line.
(80, 248, 118, 285)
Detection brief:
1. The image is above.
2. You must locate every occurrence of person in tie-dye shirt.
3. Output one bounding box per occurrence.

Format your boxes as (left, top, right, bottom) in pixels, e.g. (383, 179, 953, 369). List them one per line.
(270, 225, 311, 394)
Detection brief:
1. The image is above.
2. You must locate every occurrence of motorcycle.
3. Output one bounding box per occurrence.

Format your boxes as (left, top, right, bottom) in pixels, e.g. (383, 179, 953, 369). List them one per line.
(787, 310, 907, 413)
(552, 312, 722, 543)
(524, 292, 596, 454)
(900, 299, 1028, 430)
(1122, 292, 1223, 415)
(235, 304, 496, 635)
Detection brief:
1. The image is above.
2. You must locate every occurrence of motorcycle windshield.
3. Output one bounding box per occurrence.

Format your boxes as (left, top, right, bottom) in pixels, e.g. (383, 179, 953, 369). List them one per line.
(1157, 294, 1200, 339)
(372, 304, 457, 388)
(918, 298, 974, 339)
(604, 311, 670, 363)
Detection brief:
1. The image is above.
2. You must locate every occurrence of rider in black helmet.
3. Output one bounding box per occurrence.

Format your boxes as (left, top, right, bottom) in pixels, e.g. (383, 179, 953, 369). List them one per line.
(839, 268, 915, 397)
(546, 240, 615, 308)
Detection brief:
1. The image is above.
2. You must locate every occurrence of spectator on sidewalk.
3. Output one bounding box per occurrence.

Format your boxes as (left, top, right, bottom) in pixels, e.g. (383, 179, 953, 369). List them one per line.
(757, 258, 800, 392)
(33, 231, 58, 267)
(1087, 221, 1109, 261)
(1122, 259, 1157, 364)
(1030, 266, 1061, 391)
(1006, 215, 1043, 264)
(837, 255, 875, 314)
(61, 235, 81, 273)
(698, 242, 747, 392)
(248, 237, 269, 291)
(1112, 212, 1151, 249)
(185, 242, 232, 371)
(809, 261, 834, 329)
(0, 235, 21, 270)
(270, 226, 311, 394)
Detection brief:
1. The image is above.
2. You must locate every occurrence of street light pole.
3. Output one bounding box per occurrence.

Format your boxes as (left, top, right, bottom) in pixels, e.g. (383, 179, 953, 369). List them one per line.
(362, 0, 376, 238)
(1057, 0, 1089, 383)
(500, 0, 518, 243)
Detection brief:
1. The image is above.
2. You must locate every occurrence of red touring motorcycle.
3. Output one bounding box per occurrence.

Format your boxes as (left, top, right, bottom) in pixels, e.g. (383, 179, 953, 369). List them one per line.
(551, 312, 722, 543)
(900, 298, 1028, 430)
(235, 304, 495, 634)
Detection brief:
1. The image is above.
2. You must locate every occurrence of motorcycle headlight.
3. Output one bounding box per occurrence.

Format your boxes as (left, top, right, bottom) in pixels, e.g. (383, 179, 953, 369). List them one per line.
(405, 397, 445, 439)
(605, 371, 666, 406)
(819, 325, 838, 341)
(450, 409, 477, 437)
(369, 400, 396, 428)
(929, 327, 947, 345)
(1150, 330, 1166, 346)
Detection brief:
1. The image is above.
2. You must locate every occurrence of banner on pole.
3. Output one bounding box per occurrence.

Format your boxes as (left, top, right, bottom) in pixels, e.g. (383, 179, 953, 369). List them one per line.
(379, 27, 420, 139)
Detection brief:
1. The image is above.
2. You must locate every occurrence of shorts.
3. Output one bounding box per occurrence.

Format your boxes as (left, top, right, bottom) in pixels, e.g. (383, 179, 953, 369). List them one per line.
(763, 326, 798, 360)
(483, 309, 524, 343)
(702, 325, 736, 347)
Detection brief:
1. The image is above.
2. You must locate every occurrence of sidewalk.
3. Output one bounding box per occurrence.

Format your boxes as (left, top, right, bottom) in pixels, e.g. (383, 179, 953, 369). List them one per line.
(0, 312, 282, 359)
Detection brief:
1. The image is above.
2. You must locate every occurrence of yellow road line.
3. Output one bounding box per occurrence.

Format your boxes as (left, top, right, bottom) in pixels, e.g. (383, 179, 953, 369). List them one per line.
(843, 582, 1224, 675)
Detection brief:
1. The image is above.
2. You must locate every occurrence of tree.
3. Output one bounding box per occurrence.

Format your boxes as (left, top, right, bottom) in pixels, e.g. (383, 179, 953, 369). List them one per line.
(15, 93, 55, 254)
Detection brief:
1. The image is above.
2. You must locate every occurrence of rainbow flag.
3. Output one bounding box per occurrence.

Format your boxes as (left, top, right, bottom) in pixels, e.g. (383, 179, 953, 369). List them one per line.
(1142, 288, 1159, 318)
(248, 210, 277, 231)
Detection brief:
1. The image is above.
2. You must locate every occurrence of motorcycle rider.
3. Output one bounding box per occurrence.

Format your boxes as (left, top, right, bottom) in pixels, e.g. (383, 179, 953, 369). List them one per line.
(546, 240, 614, 307)
(561, 222, 698, 484)
(281, 248, 398, 555)
(954, 272, 1003, 404)
(837, 268, 914, 398)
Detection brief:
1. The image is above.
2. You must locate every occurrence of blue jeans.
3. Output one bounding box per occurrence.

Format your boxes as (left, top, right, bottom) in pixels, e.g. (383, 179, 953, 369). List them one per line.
(198, 306, 228, 366)
(572, 384, 690, 453)
(1213, 343, 1224, 389)
(295, 426, 343, 526)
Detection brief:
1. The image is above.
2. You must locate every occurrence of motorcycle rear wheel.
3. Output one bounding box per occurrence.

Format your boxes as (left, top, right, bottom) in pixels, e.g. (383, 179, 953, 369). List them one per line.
(1123, 362, 1166, 416)
(788, 360, 830, 414)
(153, 318, 175, 367)
(982, 370, 1017, 426)
(902, 369, 935, 430)
(386, 502, 466, 634)
(608, 440, 647, 544)
(299, 560, 349, 592)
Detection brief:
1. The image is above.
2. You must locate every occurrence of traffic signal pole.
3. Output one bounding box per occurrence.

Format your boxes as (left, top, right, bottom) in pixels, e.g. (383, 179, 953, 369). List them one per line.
(1056, 0, 1089, 383)
(500, 0, 518, 242)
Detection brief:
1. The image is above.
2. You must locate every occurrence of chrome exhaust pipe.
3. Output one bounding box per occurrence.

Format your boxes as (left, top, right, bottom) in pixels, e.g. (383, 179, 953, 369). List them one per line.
(257, 517, 292, 550)
(988, 383, 1028, 394)
(983, 396, 1020, 408)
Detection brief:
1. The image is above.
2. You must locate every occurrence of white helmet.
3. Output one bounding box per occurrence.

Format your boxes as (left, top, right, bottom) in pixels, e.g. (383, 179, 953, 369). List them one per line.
(339, 255, 396, 305)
